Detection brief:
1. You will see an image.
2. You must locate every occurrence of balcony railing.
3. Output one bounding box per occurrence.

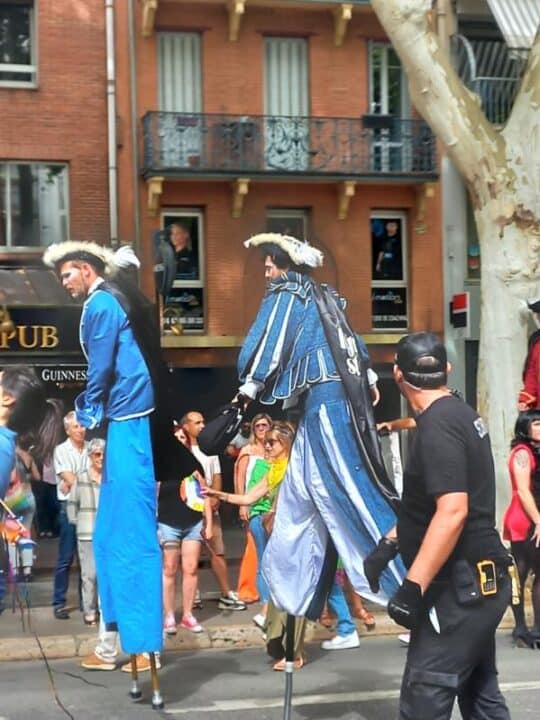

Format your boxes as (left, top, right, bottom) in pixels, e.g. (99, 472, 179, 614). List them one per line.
(471, 77, 520, 126)
(142, 112, 437, 179)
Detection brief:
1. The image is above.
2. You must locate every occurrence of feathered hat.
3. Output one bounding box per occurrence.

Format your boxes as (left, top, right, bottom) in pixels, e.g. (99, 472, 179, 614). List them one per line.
(244, 232, 324, 268)
(43, 241, 140, 276)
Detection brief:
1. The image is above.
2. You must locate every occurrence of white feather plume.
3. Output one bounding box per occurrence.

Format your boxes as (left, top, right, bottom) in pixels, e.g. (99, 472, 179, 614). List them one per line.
(43, 241, 131, 276)
(244, 232, 323, 268)
(114, 245, 141, 269)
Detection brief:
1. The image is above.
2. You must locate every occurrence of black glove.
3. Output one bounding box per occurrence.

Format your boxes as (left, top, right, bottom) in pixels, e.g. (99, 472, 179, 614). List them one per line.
(364, 537, 399, 593)
(387, 578, 424, 631)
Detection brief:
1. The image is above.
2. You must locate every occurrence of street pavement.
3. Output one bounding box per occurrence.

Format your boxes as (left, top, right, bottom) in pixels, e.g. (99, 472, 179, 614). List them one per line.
(1, 526, 440, 661)
(0, 635, 538, 719)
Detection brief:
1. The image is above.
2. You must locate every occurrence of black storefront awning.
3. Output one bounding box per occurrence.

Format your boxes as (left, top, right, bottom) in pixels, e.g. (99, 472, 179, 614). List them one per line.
(0, 267, 75, 306)
(1, 267, 86, 406)
(0, 267, 83, 357)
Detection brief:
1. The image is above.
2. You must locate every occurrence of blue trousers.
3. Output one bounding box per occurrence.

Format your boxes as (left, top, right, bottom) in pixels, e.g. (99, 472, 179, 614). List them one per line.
(52, 503, 77, 608)
(249, 514, 270, 603)
(328, 579, 356, 637)
(94, 417, 162, 654)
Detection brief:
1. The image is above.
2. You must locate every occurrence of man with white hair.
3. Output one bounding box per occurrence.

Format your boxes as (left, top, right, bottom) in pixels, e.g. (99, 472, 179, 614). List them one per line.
(51, 410, 89, 620)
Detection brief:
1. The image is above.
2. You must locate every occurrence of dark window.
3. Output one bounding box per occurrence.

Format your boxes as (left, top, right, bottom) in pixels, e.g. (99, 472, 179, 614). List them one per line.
(0, 163, 69, 248)
(0, 2, 35, 85)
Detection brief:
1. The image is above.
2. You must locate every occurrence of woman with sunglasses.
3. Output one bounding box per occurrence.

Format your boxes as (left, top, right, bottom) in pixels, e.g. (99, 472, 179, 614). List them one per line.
(234, 413, 272, 604)
(203, 422, 306, 668)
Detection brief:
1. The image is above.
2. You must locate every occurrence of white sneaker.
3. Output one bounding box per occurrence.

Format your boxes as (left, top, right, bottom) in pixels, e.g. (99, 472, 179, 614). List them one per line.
(218, 591, 247, 611)
(253, 613, 266, 630)
(321, 630, 360, 651)
(398, 633, 410, 646)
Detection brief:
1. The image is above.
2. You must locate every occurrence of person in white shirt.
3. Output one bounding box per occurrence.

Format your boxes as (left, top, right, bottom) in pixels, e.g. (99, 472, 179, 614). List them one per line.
(182, 411, 246, 611)
(51, 411, 89, 619)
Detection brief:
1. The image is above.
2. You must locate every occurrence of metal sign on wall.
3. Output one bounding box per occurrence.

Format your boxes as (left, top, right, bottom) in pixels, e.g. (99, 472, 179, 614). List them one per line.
(0, 307, 82, 356)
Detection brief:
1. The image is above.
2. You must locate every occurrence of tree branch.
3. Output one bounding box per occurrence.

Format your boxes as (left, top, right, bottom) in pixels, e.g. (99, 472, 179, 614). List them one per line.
(370, 0, 504, 206)
(503, 32, 540, 224)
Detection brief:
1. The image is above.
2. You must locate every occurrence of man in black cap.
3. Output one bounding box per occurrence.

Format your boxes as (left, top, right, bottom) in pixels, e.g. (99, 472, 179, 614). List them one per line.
(364, 331, 511, 720)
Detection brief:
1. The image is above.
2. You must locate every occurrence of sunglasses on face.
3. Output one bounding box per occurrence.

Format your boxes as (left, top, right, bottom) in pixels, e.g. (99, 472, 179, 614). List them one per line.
(255, 422, 270, 429)
(92, 452, 104, 458)
(264, 438, 281, 447)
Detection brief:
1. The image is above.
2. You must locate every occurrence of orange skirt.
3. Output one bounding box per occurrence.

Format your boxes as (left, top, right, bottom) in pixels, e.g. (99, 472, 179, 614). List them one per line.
(237, 529, 259, 603)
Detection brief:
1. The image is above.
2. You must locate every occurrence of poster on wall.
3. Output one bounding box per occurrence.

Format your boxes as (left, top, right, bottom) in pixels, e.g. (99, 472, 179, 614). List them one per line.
(163, 287, 204, 332)
(162, 213, 202, 281)
(161, 211, 204, 334)
(371, 217, 404, 281)
(371, 287, 408, 330)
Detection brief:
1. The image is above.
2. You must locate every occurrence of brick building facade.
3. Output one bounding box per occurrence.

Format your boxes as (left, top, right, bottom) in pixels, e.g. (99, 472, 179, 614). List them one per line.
(117, 0, 444, 416)
(0, 0, 109, 249)
(0, 0, 108, 405)
(0, 0, 443, 419)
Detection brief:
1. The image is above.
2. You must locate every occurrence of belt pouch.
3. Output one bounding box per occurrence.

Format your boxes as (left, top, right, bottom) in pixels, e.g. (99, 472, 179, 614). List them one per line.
(452, 559, 481, 605)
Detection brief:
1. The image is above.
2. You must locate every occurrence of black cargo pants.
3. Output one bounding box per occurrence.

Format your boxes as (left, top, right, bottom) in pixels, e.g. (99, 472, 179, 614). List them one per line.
(398, 574, 511, 720)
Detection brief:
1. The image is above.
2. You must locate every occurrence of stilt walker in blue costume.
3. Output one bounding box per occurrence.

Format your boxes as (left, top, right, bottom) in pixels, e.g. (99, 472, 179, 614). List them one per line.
(44, 242, 199, 708)
(237, 234, 405, 619)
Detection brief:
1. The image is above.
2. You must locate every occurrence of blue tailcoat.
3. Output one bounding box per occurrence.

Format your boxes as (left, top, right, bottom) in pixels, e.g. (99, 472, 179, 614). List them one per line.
(239, 272, 405, 614)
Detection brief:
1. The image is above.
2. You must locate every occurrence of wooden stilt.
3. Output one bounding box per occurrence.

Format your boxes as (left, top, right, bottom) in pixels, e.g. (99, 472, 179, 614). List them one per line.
(150, 652, 164, 710)
(129, 654, 142, 701)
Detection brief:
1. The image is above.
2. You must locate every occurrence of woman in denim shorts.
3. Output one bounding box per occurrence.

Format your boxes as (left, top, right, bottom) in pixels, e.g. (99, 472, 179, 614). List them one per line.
(158, 426, 212, 635)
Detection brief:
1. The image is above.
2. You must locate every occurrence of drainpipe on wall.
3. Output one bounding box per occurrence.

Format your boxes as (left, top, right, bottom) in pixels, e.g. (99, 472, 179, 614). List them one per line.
(105, 0, 118, 248)
(128, 0, 142, 258)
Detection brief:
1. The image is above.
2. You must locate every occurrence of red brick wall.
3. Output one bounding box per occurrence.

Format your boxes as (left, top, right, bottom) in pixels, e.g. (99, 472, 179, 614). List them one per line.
(125, 2, 443, 366)
(0, 1, 109, 245)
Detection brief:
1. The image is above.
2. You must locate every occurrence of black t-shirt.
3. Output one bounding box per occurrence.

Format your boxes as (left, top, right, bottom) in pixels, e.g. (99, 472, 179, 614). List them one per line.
(398, 395, 506, 578)
(157, 478, 202, 531)
(175, 248, 196, 278)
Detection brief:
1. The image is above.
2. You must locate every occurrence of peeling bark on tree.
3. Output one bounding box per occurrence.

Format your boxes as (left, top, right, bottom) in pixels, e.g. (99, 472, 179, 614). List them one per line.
(371, 0, 540, 512)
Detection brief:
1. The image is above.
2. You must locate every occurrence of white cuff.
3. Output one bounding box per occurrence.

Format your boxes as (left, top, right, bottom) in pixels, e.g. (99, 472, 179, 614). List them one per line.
(238, 379, 264, 400)
(367, 368, 378, 387)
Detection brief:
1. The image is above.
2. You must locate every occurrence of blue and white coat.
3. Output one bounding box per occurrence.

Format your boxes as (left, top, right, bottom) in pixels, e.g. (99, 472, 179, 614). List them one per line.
(238, 272, 404, 614)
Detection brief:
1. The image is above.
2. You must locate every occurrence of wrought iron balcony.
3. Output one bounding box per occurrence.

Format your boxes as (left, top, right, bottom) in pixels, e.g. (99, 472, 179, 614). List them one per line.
(142, 112, 437, 180)
(453, 36, 525, 126)
(471, 77, 520, 126)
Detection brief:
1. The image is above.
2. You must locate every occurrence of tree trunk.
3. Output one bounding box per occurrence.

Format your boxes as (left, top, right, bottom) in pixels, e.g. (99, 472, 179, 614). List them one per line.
(370, 0, 540, 517)
(475, 203, 537, 515)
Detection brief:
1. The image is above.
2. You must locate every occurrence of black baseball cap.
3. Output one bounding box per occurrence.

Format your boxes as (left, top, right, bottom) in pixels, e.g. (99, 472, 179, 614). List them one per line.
(396, 332, 447, 378)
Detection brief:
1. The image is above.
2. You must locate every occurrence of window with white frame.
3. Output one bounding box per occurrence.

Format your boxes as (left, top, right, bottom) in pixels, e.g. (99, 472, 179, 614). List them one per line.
(157, 32, 202, 168)
(161, 209, 204, 333)
(0, 1, 37, 86)
(368, 42, 408, 118)
(368, 43, 412, 172)
(371, 211, 408, 330)
(266, 208, 309, 240)
(0, 163, 69, 249)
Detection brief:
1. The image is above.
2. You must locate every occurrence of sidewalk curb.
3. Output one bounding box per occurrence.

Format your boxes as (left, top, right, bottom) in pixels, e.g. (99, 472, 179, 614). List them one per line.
(0, 613, 515, 663)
